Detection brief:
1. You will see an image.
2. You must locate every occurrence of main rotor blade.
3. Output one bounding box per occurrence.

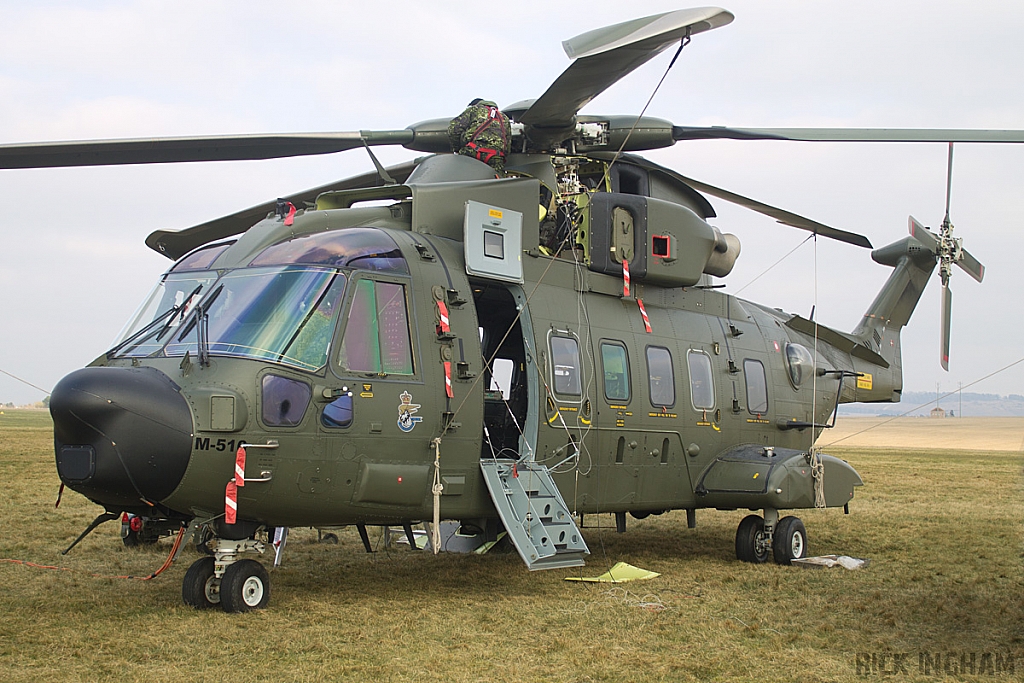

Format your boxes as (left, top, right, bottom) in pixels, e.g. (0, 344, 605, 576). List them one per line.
(0, 130, 413, 169)
(940, 283, 952, 371)
(672, 127, 1024, 144)
(944, 142, 954, 221)
(674, 173, 873, 248)
(145, 159, 420, 260)
(518, 8, 733, 129)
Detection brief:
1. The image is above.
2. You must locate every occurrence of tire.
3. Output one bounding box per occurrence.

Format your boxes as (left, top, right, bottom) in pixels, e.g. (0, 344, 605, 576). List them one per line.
(122, 529, 140, 547)
(220, 559, 271, 613)
(123, 529, 160, 547)
(735, 514, 770, 563)
(182, 557, 220, 609)
(773, 516, 808, 565)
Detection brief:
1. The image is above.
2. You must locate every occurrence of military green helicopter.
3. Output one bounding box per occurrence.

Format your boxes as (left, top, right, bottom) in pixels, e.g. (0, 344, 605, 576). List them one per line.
(5, 7, 1019, 612)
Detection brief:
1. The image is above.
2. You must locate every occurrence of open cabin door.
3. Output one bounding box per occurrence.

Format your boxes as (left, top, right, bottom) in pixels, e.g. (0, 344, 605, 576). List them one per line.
(473, 281, 589, 569)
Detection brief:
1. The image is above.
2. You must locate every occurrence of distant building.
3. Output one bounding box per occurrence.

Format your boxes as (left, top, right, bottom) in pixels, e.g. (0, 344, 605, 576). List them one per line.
(930, 406, 946, 418)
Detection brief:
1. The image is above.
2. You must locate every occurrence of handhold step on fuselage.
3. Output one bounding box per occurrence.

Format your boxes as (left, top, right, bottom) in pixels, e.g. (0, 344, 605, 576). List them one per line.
(480, 458, 590, 570)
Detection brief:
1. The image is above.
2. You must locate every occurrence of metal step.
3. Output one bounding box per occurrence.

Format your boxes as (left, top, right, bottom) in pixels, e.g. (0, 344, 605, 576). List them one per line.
(480, 458, 589, 570)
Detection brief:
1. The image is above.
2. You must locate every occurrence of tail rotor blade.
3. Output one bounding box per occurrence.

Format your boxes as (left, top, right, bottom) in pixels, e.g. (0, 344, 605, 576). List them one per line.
(908, 215, 939, 252)
(957, 248, 985, 283)
(940, 283, 952, 371)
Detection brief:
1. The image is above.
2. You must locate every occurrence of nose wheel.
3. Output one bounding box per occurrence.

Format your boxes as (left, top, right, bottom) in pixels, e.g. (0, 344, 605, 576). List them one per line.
(735, 510, 808, 565)
(181, 537, 271, 612)
(220, 559, 270, 612)
(182, 556, 220, 608)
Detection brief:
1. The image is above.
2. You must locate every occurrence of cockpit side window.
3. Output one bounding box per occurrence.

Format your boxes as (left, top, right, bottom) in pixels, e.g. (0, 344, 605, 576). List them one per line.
(338, 279, 414, 375)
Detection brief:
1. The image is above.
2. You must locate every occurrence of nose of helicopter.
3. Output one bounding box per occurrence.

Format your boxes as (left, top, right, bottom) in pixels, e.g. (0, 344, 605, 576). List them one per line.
(50, 366, 194, 509)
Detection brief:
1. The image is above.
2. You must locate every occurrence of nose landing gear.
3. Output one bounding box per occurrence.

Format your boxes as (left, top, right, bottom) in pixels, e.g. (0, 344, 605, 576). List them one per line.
(182, 537, 270, 612)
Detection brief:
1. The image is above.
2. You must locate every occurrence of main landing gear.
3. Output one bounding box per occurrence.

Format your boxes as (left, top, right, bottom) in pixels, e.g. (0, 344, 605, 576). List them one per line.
(735, 508, 808, 565)
(182, 538, 270, 612)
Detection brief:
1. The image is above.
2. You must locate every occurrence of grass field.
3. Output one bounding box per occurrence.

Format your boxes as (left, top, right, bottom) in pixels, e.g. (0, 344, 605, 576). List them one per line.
(1, 410, 1021, 682)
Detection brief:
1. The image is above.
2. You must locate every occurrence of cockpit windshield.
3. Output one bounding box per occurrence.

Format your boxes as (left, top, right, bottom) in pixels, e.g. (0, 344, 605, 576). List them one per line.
(165, 266, 347, 371)
(113, 266, 347, 372)
(111, 228, 406, 372)
(111, 272, 218, 357)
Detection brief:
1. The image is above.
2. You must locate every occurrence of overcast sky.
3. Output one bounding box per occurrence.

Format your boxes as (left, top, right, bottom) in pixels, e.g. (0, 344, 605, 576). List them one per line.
(2, 0, 1023, 406)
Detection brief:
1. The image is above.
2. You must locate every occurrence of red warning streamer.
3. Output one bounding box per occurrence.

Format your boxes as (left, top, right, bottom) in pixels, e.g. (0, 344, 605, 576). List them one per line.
(234, 446, 246, 487)
(622, 258, 631, 297)
(443, 361, 453, 398)
(637, 298, 652, 333)
(437, 301, 451, 334)
(283, 202, 296, 226)
(225, 480, 238, 524)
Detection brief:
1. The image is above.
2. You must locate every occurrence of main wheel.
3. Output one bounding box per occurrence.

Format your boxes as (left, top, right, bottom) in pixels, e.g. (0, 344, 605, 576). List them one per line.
(182, 556, 220, 609)
(735, 514, 770, 563)
(220, 559, 270, 613)
(772, 516, 808, 565)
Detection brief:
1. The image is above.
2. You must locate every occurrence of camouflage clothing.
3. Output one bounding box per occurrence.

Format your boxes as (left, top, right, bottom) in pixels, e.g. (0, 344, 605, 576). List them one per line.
(447, 100, 511, 174)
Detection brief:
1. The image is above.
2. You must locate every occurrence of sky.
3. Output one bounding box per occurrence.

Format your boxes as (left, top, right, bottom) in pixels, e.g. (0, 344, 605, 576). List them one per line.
(2, 0, 1023, 406)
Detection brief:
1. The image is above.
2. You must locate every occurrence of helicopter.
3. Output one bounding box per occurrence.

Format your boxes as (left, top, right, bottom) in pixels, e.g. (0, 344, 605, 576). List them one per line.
(4, 7, 1021, 612)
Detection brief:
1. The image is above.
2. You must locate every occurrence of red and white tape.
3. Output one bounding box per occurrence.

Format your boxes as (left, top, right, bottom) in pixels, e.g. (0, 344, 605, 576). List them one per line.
(437, 301, 451, 334)
(224, 480, 238, 524)
(637, 298, 652, 333)
(234, 446, 246, 487)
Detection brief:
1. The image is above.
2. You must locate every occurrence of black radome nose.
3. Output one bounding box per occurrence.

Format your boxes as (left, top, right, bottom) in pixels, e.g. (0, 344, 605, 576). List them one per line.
(51, 366, 193, 509)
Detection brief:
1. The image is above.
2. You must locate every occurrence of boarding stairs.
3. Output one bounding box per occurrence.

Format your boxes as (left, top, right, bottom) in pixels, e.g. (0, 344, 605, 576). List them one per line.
(480, 458, 590, 570)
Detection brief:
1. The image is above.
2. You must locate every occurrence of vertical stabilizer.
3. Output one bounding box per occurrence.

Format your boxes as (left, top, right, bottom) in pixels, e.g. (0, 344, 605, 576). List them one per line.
(847, 236, 936, 401)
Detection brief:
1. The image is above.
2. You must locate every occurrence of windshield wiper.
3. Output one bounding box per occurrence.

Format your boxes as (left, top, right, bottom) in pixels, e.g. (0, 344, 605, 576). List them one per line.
(176, 284, 224, 343)
(107, 284, 204, 358)
(155, 285, 205, 342)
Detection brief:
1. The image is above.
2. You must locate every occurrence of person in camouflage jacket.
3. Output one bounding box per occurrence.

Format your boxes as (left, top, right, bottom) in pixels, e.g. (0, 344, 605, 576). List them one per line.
(447, 98, 512, 174)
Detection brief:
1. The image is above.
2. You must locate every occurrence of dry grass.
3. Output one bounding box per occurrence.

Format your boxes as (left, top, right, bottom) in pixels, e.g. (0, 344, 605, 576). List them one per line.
(824, 416, 1024, 452)
(1, 410, 1022, 682)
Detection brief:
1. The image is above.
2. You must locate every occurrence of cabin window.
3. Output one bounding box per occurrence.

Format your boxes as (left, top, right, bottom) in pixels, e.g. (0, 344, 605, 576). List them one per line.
(744, 359, 769, 414)
(687, 350, 715, 410)
(261, 374, 311, 427)
(338, 279, 414, 375)
(601, 342, 630, 403)
(483, 231, 505, 259)
(489, 357, 515, 399)
(550, 336, 581, 396)
(646, 346, 675, 408)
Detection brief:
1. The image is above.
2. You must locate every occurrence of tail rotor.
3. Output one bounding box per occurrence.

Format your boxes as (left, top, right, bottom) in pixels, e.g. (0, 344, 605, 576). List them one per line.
(907, 143, 985, 370)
